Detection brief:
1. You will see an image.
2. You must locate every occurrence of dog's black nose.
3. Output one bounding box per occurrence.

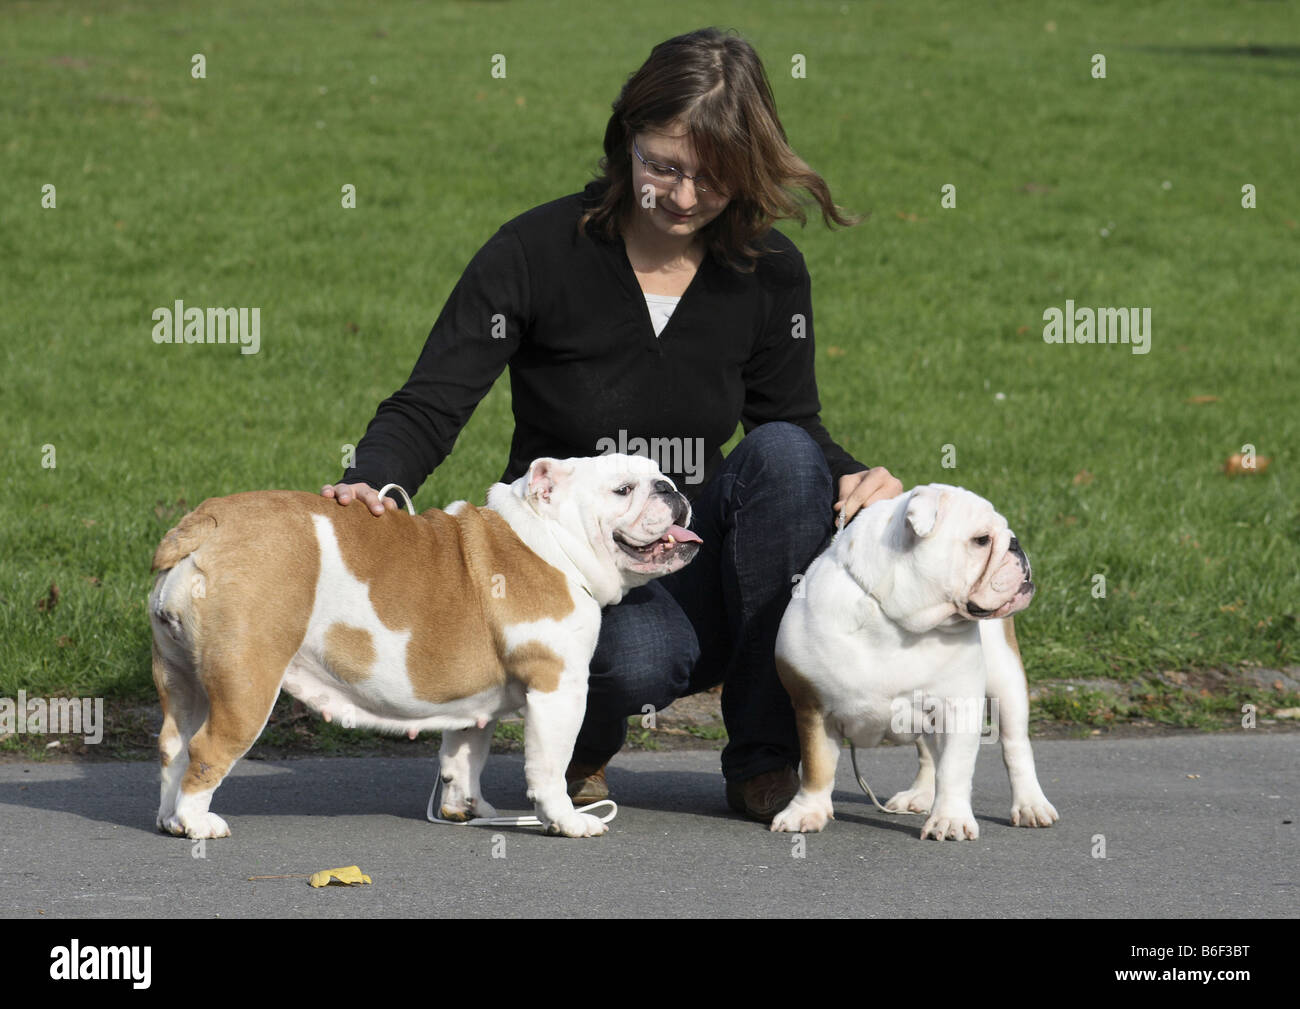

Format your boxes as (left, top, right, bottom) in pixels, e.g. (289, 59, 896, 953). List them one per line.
(654, 479, 674, 495)
(1009, 536, 1031, 580)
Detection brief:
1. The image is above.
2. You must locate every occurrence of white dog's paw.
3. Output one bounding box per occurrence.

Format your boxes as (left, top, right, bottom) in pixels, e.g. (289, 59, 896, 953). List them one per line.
(470, 796, 498, 819)
(163, 811, 230, 839)
(770, 795, 833, 833)
(1010, 793, 1059, 828)
(920, 807, 979, 841)
(545, 812, 609, 838)
(884, 787, 934, 814)
(439, 793, 497, 822)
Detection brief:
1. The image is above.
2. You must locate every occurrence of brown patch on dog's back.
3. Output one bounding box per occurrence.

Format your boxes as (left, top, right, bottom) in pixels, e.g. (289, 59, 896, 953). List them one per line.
(323, 623, 375, 684)
(476, 508, 580, 625)
(321, 495, 576, 703)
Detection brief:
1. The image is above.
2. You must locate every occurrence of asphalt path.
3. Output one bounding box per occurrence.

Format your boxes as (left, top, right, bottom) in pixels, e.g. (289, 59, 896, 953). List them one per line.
(0, 733, 1294, 919)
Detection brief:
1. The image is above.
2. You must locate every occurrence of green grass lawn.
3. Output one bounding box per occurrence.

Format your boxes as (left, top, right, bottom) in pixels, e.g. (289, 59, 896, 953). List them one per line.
(1, 0, 1296, 710)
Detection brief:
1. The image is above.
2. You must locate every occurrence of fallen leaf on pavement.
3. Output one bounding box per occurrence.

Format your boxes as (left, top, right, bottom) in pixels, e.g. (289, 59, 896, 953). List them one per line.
(308, 865, 372, 888)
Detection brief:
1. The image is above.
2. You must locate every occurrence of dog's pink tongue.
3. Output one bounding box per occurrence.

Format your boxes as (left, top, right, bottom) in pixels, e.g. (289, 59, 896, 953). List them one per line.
(667, 525, 702, 544)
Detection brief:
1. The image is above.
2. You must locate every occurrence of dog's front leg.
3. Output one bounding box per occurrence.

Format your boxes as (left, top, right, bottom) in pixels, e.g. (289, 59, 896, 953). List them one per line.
(920, 721, 981, 841)
(885, 737, 936, 814)
(437, 724, 498, 821)
(983, 617, 1059, 827)
(523, 680, 608, 838)
(771, 707, 840, 832)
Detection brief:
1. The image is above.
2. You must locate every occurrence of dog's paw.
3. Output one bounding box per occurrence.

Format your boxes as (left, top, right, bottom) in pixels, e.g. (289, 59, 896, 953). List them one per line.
(163, 812, 230, 839)
(469, 796, 498, 819)
(545, 812, 608, 838)
(884, 787, 933, 814)
(920, 807, 979, 841)
(439, 794, 496, 822)
(770, 795, 833, 833)
(1010, 793, 1059, 828)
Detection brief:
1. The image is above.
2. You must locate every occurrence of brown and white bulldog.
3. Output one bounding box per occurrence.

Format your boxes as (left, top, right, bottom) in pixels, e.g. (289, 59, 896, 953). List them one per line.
(771, 483, 1058, 841)
(148, 454, 700, 840)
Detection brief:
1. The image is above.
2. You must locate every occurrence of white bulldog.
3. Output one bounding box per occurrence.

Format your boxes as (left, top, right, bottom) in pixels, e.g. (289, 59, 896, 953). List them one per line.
(148, 454, 700, 840)
(771, 483, 1058, 841)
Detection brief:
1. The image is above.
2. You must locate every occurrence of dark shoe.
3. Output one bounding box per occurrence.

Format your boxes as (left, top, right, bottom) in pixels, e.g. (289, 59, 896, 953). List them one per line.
(726, 766, 799, 824)
(566, 759, 610, 804)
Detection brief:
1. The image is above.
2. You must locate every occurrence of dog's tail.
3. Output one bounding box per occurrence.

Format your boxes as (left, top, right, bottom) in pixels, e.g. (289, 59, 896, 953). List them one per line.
(150, 506, 220, 658)
(152, 508, 217, 573)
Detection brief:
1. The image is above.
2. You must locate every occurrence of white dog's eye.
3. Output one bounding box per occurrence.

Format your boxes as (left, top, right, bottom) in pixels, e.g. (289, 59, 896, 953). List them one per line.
(613, 484, 634, 496)
(972, 535, 990, 546)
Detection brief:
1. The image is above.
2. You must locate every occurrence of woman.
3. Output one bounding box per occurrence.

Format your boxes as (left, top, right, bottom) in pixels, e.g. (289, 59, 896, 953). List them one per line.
(323, 27, 902, 822)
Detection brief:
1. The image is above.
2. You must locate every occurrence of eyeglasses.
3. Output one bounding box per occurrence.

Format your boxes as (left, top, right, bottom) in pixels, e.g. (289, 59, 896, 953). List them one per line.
(632, 139, 720, 195)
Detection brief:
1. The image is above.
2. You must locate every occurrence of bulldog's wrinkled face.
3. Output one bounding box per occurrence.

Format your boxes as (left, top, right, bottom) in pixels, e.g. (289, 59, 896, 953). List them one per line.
(881, 484, 1034, 633)
(525, 454, 701, 590)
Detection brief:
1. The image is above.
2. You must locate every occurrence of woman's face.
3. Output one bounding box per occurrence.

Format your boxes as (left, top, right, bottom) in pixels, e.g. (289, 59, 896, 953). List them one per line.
(629, 125, 731, 240)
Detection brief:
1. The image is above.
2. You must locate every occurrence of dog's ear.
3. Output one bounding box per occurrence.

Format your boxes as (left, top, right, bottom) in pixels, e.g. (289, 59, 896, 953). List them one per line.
(526, 458, 578, 507)
(905, 486, 943, 538)
(526, 458, 562, 506)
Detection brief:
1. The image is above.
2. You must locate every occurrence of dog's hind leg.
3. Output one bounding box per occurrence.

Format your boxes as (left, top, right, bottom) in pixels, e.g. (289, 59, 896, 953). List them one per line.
(161, 586, 302, 840)
(150, 559, 210, 832)
(982, 617, 1059, 827)
(153, 641, 208, 831)
(166, 658, 284, 840)
(149, 497, 317, 839)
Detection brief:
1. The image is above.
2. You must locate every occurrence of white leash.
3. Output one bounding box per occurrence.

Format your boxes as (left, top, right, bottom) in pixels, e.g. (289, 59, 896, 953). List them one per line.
(426, 776, 617, 828)
(378, 481, 616, 829)
(848, 742, 916, 815)
(376, 483, 417, 515)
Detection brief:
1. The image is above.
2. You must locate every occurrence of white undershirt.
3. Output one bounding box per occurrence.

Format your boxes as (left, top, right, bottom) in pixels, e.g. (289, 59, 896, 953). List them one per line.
(643, 293, 681, 337)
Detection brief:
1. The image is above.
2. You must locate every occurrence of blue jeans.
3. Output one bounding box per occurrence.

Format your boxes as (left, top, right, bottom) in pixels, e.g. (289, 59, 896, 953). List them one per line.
(571, 422, 837, 783)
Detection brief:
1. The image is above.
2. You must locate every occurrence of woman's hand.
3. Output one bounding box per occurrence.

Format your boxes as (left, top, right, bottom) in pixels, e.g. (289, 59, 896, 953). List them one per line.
(834, 467, 904, 527)
(320, 481, 397, 516)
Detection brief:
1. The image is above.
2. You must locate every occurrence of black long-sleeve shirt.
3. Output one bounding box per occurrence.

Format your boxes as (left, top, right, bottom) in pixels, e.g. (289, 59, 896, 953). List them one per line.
(341, 180, 868, 502)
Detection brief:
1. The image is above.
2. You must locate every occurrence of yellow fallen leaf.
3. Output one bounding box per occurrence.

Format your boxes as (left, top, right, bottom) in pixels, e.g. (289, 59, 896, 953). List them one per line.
(308, 865, 372, 888)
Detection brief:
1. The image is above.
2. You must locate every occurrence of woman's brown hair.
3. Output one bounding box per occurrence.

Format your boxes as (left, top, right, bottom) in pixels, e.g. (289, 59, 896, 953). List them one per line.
(578, 27, 859, 273)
